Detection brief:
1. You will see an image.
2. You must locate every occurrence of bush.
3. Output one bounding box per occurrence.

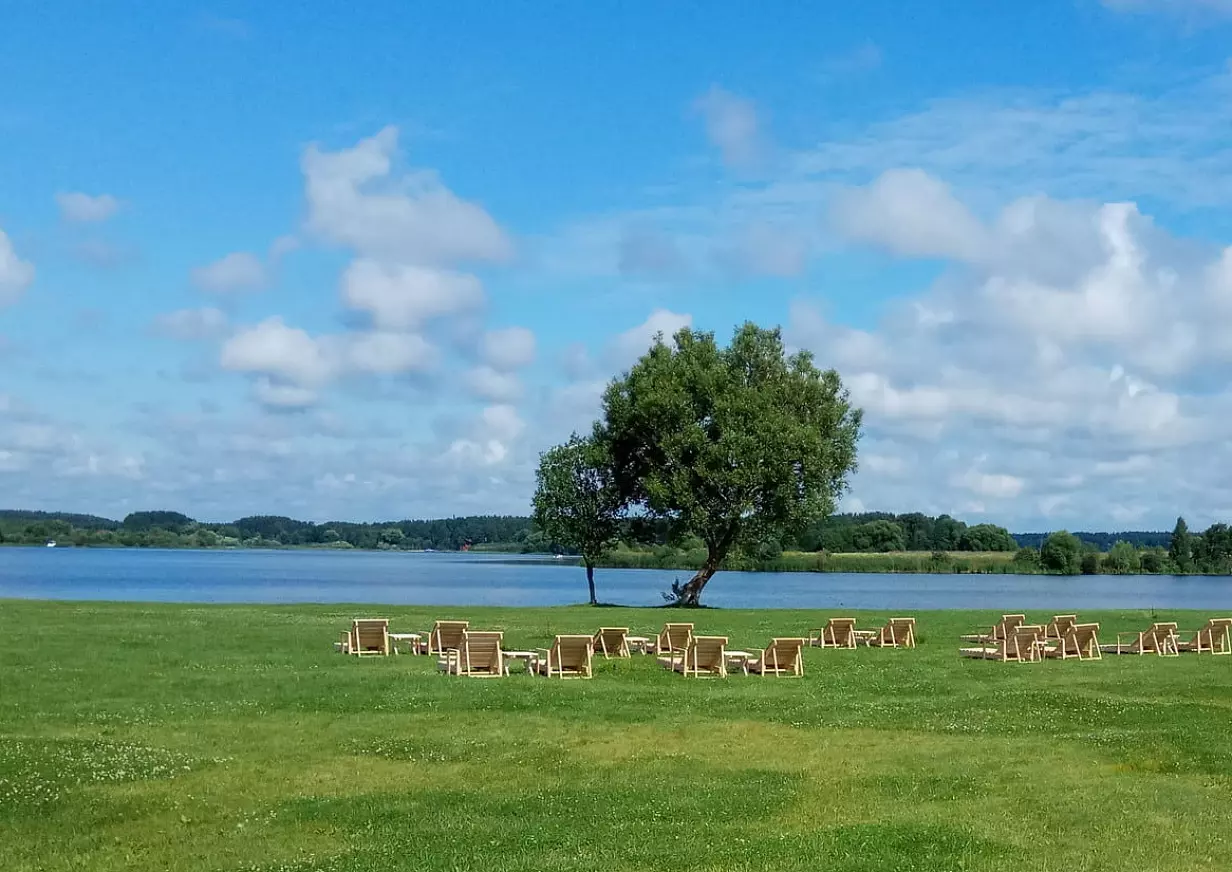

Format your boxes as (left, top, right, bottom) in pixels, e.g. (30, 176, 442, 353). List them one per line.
(1081, 552, 1101, 575)
(1041, 531, 1082, 574)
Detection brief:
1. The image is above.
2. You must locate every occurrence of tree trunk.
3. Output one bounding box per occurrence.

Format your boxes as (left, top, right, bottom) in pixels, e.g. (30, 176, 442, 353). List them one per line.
(678, 534, 734, 607)
(585, 562, 598, 605)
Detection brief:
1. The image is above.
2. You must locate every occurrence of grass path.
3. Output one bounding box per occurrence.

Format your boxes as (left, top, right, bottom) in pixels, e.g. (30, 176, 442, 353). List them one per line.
(2, 601, 1230, 870)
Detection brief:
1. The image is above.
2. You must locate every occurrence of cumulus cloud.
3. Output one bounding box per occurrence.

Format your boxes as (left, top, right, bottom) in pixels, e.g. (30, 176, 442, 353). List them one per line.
(341, 259, 485, 330)
(220, 317, 336, 387)
(610, 308, 693, 368)
(0, 229, 35, 304)
(480, 327, 536, 371)
(151, 307, 229, 341)
(191, 251, 266, 293)
(693, 86, 764, 169)
(302, 126, 512, 264)
(55, 192, 121, 223)
(345, 331, 437, 375)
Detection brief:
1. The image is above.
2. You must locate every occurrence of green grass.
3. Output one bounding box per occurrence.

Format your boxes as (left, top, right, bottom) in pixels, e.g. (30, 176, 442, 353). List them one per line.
(2, 600, 1231, 871)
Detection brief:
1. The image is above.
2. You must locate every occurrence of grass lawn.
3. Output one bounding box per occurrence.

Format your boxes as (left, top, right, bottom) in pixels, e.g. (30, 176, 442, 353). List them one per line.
(2, 600, 1231, 871)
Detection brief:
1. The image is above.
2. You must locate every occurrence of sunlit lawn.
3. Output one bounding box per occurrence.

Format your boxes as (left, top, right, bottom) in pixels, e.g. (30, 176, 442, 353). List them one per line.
(2, 600, 1230, 871)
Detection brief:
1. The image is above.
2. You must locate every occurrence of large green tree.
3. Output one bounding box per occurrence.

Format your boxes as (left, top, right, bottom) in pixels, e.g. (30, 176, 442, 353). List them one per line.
(531, 434, 626, 605)
(1041, 530, 1082, 575)
(598, 323, 862, 606)
(957, 523, 1017, 552)
(1169, 516, 1191, 571)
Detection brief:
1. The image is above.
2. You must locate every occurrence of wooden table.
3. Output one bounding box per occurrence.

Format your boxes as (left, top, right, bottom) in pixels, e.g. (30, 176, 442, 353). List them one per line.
(724, 650, 753, 675)
(389, 633, 422, 655)
(503, 650, 539, 674)
(626, 636, 652, 654)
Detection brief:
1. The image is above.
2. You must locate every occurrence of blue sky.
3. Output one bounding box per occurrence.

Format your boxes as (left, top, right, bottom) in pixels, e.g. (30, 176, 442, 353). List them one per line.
(4, 1, 1232, 529)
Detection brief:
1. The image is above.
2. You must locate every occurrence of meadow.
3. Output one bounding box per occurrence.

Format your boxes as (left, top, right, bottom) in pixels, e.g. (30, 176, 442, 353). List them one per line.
(1, 600, 1230, 871)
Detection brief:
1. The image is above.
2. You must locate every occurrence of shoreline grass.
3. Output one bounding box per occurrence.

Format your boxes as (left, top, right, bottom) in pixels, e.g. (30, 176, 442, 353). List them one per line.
(2, 600, 1231, 871)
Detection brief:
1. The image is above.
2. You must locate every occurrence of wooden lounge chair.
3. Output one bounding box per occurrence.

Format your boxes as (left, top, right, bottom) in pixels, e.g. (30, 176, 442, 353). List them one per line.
(441, 630, 507, 677)
(652, 622, 694, 666)
(661, 635, 728, 677)
(1175, 618, 1232, 655)
(1101, 622, 1180, 656)
(1045, 622, 1101, 660)
(960, 624, 1047, 662)
(592, 627, 631, 659)
(961, 614, 1026, 644)
(745, 638, 806, 676)
(859, 617, 917, 648)
(535, 635, 594, 678)
(1046, 615, 1078, 640)
(808, 617, 858, 649)
(349, 618, 390, 656)
(421, 620, 470, 656)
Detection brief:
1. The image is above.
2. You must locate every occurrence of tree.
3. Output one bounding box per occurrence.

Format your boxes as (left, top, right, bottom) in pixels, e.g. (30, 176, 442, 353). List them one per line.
(532, 434, 626, 605)
(957, 523, 1017, 552)
(598, 323, 861, 606)
(1080, 551, 1101, 575)
(1102, 540, 1140, 574)
(1040, 531, 1082, 574)
(1140, 546, 1166, 573)
(1169, 516, 1192, 572)
(850, 520, 905, 552)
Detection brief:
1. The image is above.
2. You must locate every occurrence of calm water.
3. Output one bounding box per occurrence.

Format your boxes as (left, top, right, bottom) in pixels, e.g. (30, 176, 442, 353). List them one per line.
(2, 547, 1232, 609)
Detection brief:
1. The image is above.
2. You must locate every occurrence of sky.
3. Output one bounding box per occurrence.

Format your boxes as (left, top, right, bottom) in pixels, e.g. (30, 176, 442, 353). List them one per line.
(4, 1, 1232, 530)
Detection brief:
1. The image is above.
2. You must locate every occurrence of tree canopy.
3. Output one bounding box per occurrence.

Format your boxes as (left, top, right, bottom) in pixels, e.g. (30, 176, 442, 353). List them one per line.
(531, 435, 626, 605)
(1041, 530, 1082, 575)
(597, 322, 862, 605)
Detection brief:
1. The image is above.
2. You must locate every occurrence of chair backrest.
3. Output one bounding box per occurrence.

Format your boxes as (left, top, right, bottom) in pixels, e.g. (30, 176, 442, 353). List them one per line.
(826, 617, 857, 646)
(1008, 625, 1045, 661)
(1049, 615, 1078, 638)
(429, 620, 470, 655)
(886, 617, 917, 647)
(1194, 618, 1232, 652)
(682, 635, 727, 675)
(1145, 622, 1178, 651)
(763, 638, 805, 673)
(593, 627, 630, 657)
(460, 631, 504, 675)
(998, 614, 1027, 640)
(545, 635, 594, 677)
(658, 623, 694, 652)
(1065, 622, 1101, 659)
(352, 619, 389, 655)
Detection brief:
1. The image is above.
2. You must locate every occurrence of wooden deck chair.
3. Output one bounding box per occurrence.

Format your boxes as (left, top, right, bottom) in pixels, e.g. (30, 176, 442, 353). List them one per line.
(535, 635, 594, 678)
(1045, 622, 1101, 660)
(960, 624, 1046, 662)
(662, 635, 728, 677)
(349, 619, 390, 656)
(961, 614, 1026, 644)
(1101, 622, 1180, 656)
(1175, 618, 1232, 655)
(592, 627, 631, 659)
(746, 638, 806, 676)
(1046, 615, 1078, 640)
(808, 617, 858, 649)
(442, 630, 507, 677)
(422, 620, 469, 656)
(860, 617, 917, 648)
(653, 623, 694, 666)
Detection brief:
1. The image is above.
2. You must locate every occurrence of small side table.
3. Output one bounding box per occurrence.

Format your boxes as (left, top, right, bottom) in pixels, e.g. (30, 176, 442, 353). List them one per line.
(503, 650, 539, 674)
(724, 650, 753, 675)
(626, 636, 652, 655)
(389, 633, 422, 655)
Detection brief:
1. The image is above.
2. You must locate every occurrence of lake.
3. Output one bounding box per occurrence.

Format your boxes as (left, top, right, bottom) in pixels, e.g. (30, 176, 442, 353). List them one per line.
(2, 547, 1232, 609)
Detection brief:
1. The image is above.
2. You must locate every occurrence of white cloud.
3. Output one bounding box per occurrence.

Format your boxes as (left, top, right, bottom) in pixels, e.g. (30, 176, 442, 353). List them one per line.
(220, 318, 336, 386)
(151, 307, 229, 341)
(252, 378, 318, 410)
(693, 86, 763, 169)
(611, 308, 693, 367)
(832, 169, 986, 261)
(480, 326, 536, 371)
(192, 252, 266, 293)
(55, 192, 121, 223)
(954, 469, 1026, 500)
(345, 331, 437, 374)
(0, 229, 35, 305)
(341, 259, 485, 330)
(464, 366, 524, 402)
(302, 126, 512, 264)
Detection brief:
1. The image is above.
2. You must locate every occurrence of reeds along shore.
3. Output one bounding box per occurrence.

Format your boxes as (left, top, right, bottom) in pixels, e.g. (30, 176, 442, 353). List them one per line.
(597, 549, 1022, 574)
